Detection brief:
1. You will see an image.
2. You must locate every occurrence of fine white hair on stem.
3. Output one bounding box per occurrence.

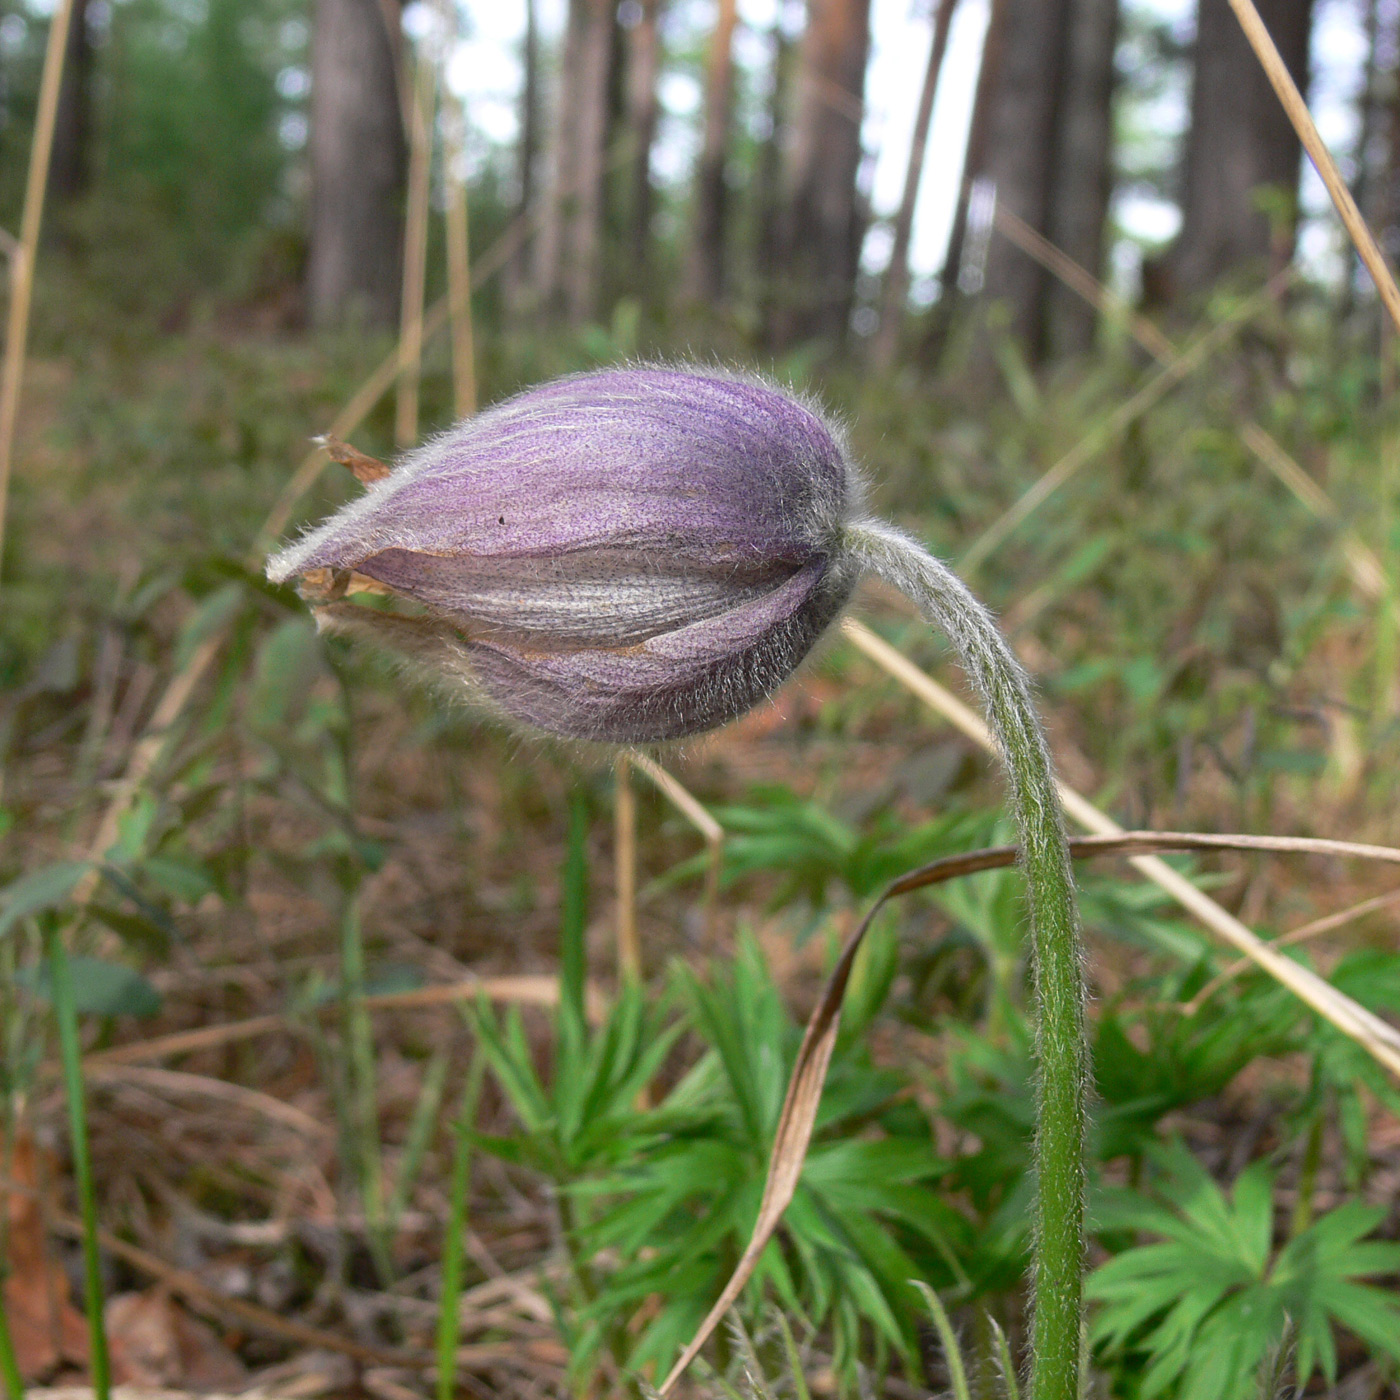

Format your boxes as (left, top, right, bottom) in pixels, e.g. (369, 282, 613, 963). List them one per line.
(844, 517, 1087, 1400)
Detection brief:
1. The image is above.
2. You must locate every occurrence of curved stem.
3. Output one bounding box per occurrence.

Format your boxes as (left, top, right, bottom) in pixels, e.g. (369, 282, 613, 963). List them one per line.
(845, 519, 1087, 1400)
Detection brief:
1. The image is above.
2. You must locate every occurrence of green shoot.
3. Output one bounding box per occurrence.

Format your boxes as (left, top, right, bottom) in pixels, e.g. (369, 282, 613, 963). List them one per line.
(47, 927, 111, 1400)
(435, 1052, 484, 1400)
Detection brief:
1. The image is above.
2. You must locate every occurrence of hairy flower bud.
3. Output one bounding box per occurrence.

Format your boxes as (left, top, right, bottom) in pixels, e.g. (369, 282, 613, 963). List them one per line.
(267, 367, 863, 743)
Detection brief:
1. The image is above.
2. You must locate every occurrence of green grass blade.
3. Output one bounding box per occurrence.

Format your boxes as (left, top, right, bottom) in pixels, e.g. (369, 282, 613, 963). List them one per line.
(914, 1282, 971, 1400)
(436, 1054, 484, 1400)
(388, 1049, 449, 1234)
(774, 1309, 812, 1400)
(339, 896, 390, 1282)
(0, 1294, 25, 1400)
(48, 928, 111, 1399)
(990, 1312, 1022, 1400)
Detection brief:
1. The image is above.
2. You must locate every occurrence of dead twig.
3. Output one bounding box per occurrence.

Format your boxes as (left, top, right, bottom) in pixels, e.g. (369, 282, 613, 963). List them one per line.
(81, 973, 603, 1069)
(1228, 0, 1400, 336)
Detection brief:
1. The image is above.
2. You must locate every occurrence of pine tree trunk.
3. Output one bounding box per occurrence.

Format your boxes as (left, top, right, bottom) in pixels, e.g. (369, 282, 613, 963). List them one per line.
(538, 0, 615, 322)
(686, 0, 740, 303)
(966, 0, 1073, 362)
(48, 0, 91, 204)
(307, 0, 405, 330)
(870, 0, 959, 369)
(508, 0, 540, 303)
(755, 18, 795, 330)
(1170, 0, 1314, 299)
(625, 0, 665, 270)
(1045, 0, 1120, 356)
(926, 0, 1009, 357)
(771, 0, 873, 349)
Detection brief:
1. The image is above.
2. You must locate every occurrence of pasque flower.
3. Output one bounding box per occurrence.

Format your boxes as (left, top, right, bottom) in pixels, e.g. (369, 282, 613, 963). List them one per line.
(268, 364, 1089, 1400)
(268, 367, 863, 743)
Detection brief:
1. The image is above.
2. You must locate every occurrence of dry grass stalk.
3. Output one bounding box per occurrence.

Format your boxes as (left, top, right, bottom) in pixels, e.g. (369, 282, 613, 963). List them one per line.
(614, 754, 641, 982)
(0, 0, 78, 583)
(958, 279, 1281, 574)
(1227, 0, 1400, 336)
(395, 37, 439, 448)
(82, 1064, 331, 1138)
(82, 973, 601, 1069)
(842, 618, 1400, 1079)
(1240, 422, 1390, 600)
(1185, 885, 1400, 1013)
(629, 751, 725, 942)
(994, 209, 1392, 604)
(993, 205, 1176, 361)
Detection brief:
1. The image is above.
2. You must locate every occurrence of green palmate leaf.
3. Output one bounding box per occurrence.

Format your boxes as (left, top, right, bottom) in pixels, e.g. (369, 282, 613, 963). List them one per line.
(1089, 1141, 1400, 1397)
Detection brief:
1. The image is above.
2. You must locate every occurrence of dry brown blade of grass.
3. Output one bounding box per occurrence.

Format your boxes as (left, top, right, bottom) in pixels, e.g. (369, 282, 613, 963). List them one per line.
(842, 617, 1400, 1077)
(395, 37, 438, 449)
(80, 973, 603, 1069)
(81, 1064, 331, 1138)
(0, 0, 77, 584)
(662, 824, 1400, 1394)
(629, 751, 726, 943)
(957, 275, 1285, 575)
(1228, 0, 1400, 336)
(993, 207, 1393, 605)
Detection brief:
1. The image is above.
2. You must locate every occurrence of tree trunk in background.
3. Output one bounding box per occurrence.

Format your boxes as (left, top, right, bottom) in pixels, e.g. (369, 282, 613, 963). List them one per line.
(307, 0, 405, 329)
(1170, 0, 1314, 299)
(509, 0, 540, 301)
(926, 0, 1008, 357)
(964, 0, 1072, 363)
(48, 0, 91, 203)
(1045, 0, 1120, 356)
(1339, 0, 1380, 317)
(686, 0, 740, 303)
(625, 0, 665, 270)
(770, 0, 873, 349)
(755, 16, 795, 327)
(538, 0, 615, 322)
(870, 0, 959, 369)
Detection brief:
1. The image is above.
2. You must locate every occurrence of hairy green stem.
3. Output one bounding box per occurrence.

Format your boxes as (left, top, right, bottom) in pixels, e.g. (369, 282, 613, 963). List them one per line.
(847, 520, 1087, 1400)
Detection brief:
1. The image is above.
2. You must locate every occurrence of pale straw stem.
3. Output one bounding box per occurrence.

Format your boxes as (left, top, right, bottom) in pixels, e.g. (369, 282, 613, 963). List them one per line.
(0, 0, 77, 583)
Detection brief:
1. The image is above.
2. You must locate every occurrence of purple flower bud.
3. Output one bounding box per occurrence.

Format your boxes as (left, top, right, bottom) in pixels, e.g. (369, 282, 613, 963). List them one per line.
(267, 367, 863, 742)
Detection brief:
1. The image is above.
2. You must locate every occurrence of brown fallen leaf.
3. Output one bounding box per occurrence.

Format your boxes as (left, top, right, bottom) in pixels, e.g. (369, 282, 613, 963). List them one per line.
(2, 1129, 89, 1381)
(106, 1289, 247, 1391)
